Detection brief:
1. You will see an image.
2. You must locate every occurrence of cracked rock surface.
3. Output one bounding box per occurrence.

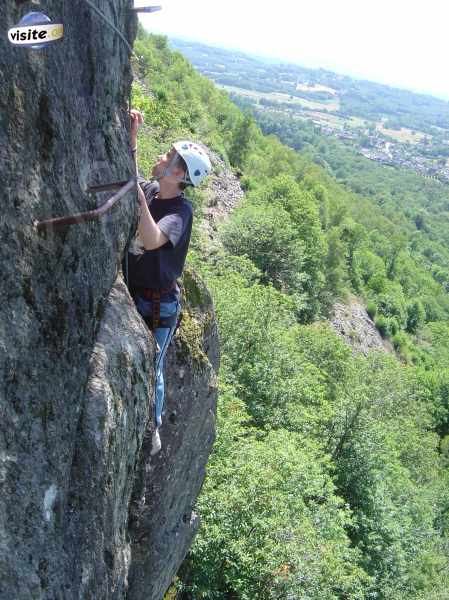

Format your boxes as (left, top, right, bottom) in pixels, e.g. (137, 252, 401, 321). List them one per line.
(0, 4, 219, 599)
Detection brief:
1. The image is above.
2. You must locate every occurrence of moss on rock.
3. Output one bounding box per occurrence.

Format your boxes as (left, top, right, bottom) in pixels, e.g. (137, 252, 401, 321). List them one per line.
(177, 266, 215, 370)
(177, 310, 209, 370)
(180, 266, 211, 311)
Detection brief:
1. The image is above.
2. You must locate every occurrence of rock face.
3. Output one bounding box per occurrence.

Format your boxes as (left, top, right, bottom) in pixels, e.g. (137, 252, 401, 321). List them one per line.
(63, 278, 155, 600)
(0, 4, 219, 599)
(330, 299, 393, 355)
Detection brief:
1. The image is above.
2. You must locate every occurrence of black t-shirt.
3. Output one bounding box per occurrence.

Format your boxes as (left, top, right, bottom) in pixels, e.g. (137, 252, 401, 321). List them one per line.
(125, 178, 193, 302)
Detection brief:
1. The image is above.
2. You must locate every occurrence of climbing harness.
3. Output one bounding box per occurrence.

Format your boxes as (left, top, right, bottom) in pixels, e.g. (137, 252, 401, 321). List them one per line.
(137, 282, 179, 330)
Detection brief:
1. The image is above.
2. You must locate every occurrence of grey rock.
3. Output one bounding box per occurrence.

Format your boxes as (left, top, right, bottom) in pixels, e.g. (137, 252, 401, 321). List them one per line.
(199, 149, 245, 248)
(0, 5, 219, 599)
(330, 299, 394, 355)
(63, 278, 154, 600)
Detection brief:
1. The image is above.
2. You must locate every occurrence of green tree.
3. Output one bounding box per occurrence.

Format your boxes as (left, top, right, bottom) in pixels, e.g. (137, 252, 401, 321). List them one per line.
(228, 114, 255, 169)
(179, 384, 370, 600)
(252, 174, 327, 320)
(339, 220, 367, 292)
(406, 299, 426, 333)
(219, 203, 308, 307)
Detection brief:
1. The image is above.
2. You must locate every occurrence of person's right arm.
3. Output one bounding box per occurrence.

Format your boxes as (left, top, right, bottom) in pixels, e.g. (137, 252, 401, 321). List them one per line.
(129, 110, 169, 249)
(132, 145, 138, 175)
(137, 184, 170, 250)
(130, 109, 144, 175)
(131, 131, 139, 175)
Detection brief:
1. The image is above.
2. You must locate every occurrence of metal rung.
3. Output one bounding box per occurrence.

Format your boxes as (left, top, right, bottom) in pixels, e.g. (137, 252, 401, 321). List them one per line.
(86, 179, 131, 194)
(34, 178, 137, 233)
(130, 5, 162, 13)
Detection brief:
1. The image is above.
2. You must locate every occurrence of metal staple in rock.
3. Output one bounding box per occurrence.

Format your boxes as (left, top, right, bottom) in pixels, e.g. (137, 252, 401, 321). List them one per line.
(34, 178, 137, 232)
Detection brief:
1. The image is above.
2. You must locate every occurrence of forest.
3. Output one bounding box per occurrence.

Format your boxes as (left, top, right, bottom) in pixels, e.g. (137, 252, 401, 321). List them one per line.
(132, 25, 449, 600)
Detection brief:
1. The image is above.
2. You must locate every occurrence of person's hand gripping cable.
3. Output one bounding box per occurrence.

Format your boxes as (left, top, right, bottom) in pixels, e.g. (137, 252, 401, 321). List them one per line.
(130, 109, 144, 175)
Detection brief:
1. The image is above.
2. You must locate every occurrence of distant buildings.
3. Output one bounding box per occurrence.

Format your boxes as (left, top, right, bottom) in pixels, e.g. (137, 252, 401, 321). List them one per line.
(313, 120, 449, 183)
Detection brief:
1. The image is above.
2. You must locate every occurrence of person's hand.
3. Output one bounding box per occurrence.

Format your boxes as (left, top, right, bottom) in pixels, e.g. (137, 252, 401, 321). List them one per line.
(130, 109, 144, 140)
(137, 182, 147, 206)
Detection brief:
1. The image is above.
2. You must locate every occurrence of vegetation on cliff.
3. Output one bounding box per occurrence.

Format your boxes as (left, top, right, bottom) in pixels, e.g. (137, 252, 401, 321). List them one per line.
(132, 25, 449, 600)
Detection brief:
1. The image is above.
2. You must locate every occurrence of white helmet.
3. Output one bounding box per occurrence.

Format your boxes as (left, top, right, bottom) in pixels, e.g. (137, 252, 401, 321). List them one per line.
(173, 141, 212, 187)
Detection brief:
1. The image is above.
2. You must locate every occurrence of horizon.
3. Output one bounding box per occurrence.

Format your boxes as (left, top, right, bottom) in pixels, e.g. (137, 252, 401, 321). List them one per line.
(167, 34, 449, 104)
(136, 0, 449, 103)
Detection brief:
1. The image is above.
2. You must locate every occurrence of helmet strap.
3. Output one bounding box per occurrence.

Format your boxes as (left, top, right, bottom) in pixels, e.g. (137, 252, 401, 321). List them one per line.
(155, 151, 192, 185)
(155, 152, 177, 181)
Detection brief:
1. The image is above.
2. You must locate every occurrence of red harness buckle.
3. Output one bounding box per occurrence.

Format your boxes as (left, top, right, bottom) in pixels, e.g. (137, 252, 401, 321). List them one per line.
(140, 282, 177, 329)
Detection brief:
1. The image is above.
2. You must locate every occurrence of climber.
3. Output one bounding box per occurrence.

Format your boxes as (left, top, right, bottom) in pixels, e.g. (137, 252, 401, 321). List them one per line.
(126, 108, 212, 456)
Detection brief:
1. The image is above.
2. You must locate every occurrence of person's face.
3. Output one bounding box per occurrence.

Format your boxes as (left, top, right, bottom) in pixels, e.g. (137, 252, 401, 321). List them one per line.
(152, 147, 185, 182)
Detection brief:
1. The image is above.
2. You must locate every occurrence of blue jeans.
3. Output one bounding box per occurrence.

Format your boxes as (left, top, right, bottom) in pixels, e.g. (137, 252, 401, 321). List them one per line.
(135, 295, 181, 428)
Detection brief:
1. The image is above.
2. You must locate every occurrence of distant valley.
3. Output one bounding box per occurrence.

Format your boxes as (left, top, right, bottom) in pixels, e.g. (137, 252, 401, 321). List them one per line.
(171, 38, 449, 183)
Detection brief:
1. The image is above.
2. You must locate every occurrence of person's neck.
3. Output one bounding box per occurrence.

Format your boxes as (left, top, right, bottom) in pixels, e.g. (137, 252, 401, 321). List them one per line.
(157, 180, 182, 199)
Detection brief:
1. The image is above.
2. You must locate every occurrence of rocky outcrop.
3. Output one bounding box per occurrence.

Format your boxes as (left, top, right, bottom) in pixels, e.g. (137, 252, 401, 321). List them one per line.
(0, 4, 219, 599)
(199, 148, 245, 249)
(330, 298, 393, 355)
(62, 278, 154, 600)
(127, 268, 219, 600)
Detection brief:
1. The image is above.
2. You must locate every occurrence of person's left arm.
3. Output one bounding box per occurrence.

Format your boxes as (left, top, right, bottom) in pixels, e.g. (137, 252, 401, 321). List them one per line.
(157, 204, 192, 249)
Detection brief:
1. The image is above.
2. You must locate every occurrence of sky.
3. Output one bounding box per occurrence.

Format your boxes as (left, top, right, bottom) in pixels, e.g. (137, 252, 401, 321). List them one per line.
(136, 0, 449, 101)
